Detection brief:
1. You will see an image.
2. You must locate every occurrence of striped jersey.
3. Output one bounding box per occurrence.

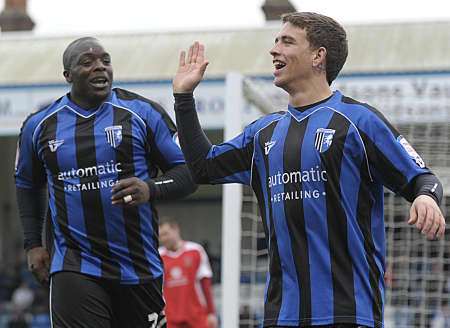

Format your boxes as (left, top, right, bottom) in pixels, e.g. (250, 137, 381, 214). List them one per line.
(15, 88, 185, 284)
(196, 91, 429, 327)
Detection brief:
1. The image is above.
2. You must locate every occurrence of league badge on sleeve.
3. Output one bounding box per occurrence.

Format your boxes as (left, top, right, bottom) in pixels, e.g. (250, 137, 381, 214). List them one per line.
(315, 128, 335, 153)
(105, 125, 122, 148)
(397, 135, 425, 168)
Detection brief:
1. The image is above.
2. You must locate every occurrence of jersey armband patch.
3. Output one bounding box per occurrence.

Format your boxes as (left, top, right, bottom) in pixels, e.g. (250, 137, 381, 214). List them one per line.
(397, 135, 425, 168)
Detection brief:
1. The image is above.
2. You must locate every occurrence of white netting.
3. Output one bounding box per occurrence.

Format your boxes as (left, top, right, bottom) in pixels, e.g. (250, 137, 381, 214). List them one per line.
(237, 75, 450, 328)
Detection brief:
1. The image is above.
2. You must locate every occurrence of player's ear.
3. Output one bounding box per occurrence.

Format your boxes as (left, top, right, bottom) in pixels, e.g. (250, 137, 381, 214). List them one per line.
(63, 70, 72, 83)
(312, 46, 327, 71)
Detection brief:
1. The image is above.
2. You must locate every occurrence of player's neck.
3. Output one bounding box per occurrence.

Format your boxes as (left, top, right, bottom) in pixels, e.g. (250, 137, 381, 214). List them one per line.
(169, 240, 184, 252)
(288, 79, 332, 108)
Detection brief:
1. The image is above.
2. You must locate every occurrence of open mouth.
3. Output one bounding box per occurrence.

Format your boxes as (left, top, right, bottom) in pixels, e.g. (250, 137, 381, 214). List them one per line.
(90, 77, 109, 88)
(273, 60, 286, 74)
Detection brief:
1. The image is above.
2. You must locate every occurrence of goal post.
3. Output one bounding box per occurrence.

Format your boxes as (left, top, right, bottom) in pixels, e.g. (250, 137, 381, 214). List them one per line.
(221, 72, 244, 328)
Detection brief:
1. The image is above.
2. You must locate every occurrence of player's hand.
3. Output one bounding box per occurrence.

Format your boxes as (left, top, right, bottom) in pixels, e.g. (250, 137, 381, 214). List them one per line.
(207, 314, 218, 328)
(111, 177, 150, 206)
(27, 246, 50, 286)
(408, 195, 446, 240)
(173, 41, 209, 93)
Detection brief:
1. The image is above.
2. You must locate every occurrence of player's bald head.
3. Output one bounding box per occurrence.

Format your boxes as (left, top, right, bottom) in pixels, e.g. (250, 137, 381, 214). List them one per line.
(63, 37, 101, 70)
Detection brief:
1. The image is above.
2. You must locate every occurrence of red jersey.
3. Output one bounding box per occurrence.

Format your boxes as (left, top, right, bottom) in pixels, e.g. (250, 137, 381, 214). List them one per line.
(159, 241, 213, 324)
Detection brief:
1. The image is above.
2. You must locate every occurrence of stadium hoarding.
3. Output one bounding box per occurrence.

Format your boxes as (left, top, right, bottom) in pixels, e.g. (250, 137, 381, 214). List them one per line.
(0, 71, 450, 135)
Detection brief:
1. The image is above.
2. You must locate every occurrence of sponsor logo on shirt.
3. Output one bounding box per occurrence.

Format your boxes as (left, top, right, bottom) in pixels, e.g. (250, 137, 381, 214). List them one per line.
(268, 166, 328, 202)
(105, 125, 122, 148)
(57, 160, 122, 192)
(264, 140, 276, 155)
(397, 135, 425, 168)
(48, 139, 64, 152)
(314, 128, 335, 153)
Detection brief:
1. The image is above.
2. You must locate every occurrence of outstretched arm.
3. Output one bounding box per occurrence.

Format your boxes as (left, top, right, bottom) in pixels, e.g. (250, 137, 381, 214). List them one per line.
(173, 42, 214, 183)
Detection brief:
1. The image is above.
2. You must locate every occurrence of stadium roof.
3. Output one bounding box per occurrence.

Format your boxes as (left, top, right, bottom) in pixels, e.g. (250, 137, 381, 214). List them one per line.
(1, 21, 450, 85)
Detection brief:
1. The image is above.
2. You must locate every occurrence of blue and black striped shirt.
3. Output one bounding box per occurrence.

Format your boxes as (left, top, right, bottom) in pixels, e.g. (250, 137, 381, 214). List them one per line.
(175, 90, 430, 327)
(15, 88, 185, 284)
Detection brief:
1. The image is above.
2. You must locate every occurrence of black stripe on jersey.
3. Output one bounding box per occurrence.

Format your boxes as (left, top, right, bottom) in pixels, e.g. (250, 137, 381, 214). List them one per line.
(251, 165, 270, 252)
(258, 121, 283, 323)
(115, 88, 177, 173)
(206, 142, 254, 182)
(75, 116, 120, 278)
(321, 112, 356, 321)
(341, 96, 400, 138)
(115, 88, 177, 133)
(356, 161, 383, 327)
(114, 107, 154, 281)
(40, 115, 81, 271)
(359, 130, 408, 194)
(283, 117, 312, 324)
(145, 124, 173, 173)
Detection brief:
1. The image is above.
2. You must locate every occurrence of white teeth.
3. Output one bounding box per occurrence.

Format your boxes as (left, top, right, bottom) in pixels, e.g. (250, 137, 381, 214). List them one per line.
(273, 61, 286, 69)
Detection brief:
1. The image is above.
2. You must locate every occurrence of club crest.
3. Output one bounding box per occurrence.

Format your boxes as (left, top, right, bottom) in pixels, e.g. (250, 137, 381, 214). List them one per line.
(314, 128, 335, 153)
(105, 125, 122, 148)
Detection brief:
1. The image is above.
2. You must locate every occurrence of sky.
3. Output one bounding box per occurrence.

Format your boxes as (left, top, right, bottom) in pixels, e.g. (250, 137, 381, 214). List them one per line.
(1, 0, 450, 36)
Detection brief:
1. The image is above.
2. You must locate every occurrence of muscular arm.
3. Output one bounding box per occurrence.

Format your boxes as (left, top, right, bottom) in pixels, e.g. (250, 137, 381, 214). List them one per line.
(16, 187, 47, 250)
(173, 93, 213, 183)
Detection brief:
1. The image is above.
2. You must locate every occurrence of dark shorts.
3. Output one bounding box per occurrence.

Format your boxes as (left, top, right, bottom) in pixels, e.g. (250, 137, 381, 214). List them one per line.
(50, 271, 166, 328)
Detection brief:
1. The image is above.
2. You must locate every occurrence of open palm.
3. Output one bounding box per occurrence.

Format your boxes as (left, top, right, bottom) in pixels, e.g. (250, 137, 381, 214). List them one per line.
(173, 41, 209, 93)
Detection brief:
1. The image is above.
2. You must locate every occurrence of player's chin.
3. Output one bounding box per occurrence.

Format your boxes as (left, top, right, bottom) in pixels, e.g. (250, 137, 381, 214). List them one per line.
(90, 88, 111, 102)
(273, 77, 285, 88)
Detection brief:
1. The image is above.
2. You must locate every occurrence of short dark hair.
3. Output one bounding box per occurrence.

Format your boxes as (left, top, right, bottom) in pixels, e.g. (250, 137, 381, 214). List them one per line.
(63, 37, 99, 70)
(159, 217, 179, 228)
(282, 12, 348, 85)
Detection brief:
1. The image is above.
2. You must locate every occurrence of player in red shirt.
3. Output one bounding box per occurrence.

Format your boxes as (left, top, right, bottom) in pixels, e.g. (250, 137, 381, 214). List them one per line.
(159, 219, 218, 328)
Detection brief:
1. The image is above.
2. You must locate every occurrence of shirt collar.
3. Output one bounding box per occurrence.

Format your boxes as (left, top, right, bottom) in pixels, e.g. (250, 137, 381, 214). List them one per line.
(287, 90, 341, 119)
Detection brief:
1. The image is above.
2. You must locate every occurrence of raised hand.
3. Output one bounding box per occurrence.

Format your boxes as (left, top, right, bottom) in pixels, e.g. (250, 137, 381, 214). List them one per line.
(173, 41, 209, 93)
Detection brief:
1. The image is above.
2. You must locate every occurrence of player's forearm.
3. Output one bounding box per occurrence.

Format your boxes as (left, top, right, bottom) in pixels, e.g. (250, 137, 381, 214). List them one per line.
(146, 164, 197, 201)
(173, 93, 213, 183)
(16, 187, 47, 250)
(200, 277, 216, 315)
(402, 173, 443, 205)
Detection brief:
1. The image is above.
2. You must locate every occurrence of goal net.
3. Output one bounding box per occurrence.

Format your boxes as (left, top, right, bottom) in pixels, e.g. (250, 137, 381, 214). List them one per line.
(221, 72, 450, 328)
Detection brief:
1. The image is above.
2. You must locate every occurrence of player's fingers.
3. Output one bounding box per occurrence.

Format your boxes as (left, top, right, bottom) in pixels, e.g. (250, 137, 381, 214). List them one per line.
(421, 206, 434, 235)
(415, 204, 426, 230)
(199, 61, 209, 77)
(111, 178, 136, 193)
(192, 41, 199, 63)
(408, 204, 418, 225)
(198, 43, 206, 62)
(111, 186, 137, 203)
(187, 44, 194, 64)
(178, 50, 186, 68)
(425, 210, 438, 239)
(436, 214, 446, 239)
(429, 209, 442, 238)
